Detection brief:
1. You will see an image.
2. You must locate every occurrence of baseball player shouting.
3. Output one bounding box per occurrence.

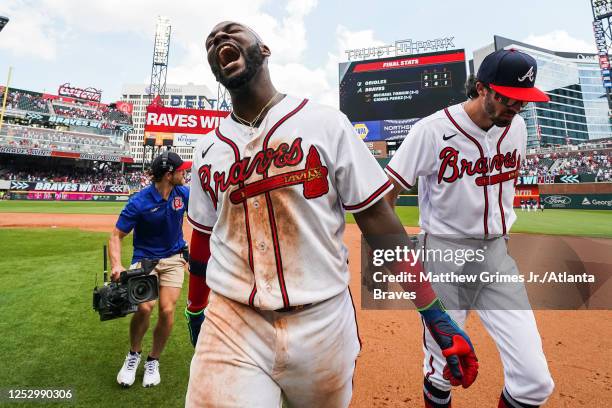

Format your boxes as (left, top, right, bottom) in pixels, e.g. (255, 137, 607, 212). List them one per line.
(385, 49, 555, 408)
(184, 21, 478, 407)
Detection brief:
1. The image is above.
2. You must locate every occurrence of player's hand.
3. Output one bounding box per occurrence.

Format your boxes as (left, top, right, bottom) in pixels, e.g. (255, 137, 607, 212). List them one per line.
(110, 266, 125, 282)
(185, 307, 205, 347)
(419, 299, 479, 388)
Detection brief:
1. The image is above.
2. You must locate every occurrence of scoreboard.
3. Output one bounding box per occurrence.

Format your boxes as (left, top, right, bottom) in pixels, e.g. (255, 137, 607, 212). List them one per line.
(339, 49, 467, 141)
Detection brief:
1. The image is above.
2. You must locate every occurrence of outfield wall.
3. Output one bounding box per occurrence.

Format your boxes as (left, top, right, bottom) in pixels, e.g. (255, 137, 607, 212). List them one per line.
(539, 182, 612, 194)
(538, 183, 612, 209)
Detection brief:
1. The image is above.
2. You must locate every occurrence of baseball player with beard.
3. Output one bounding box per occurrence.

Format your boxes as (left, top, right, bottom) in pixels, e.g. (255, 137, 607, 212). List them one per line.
(385, 50, 555, 408)
(183, 21, 478, 407)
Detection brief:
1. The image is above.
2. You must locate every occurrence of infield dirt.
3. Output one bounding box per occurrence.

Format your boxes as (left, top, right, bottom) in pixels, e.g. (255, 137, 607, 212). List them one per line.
(3, 212, 611, 407)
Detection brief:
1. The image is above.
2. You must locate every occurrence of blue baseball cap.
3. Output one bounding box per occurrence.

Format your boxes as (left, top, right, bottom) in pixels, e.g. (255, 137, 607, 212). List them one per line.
(477, 49, 550, 102)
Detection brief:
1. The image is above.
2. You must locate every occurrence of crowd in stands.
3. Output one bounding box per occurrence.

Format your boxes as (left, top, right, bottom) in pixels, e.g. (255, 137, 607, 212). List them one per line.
(52, 102, 132, 125)
(0, 125, 129, 155)
(521, 149, 612, 181)
(0, 88, 132, 125)
(3, 169, 144, 188)
(53, 104, 103, 121)
(2, 89, 49, 113)
(520, 156, 551, 177)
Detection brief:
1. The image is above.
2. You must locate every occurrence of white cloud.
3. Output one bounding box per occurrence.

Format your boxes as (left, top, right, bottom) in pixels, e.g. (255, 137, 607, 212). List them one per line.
(335, 25, 386, 56)
(166, 1, 322, 104)
(523, 30, 596, 53)
(270, 62, 332, 104)
(266, 24, 386, 108)
(313, 25, 386, 108)
(0, 0, 62, 60)
(0, 0, 382, 110)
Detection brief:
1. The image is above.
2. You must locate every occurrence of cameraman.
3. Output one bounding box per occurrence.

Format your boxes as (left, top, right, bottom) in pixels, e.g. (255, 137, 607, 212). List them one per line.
(108, 151, 190, 388)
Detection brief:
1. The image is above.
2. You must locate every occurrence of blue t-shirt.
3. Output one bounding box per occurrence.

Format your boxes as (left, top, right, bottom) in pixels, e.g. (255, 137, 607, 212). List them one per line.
(116, 184, 190, 264)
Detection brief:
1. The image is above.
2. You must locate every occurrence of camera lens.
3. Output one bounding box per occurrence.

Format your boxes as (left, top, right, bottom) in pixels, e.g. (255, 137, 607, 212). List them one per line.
(128, 277, 156, 303)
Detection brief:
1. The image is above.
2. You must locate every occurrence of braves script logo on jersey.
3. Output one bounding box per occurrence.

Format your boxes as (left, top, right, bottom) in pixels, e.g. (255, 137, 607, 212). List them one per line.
(198, 138, 329, 209)
(438, 146, 521, 186)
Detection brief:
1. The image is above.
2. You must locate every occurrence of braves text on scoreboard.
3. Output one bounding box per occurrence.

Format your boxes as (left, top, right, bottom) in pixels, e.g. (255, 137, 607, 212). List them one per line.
(339, 49, 467, 141)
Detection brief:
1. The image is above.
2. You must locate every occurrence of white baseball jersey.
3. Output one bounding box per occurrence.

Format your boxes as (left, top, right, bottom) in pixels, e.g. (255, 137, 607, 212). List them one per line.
(188, 95, 392, 310)
(386, 103, 526, 237)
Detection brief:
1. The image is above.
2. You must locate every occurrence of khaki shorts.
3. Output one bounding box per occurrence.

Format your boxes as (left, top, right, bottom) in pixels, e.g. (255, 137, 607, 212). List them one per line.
(130, 253, 186, 288)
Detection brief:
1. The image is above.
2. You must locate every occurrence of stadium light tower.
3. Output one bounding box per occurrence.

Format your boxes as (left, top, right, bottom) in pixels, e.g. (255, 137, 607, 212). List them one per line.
(591, 0, 612, 112)
(0, 16, 9, 32)
(149, 16, 171, 102)
(144, 16, 171, 166)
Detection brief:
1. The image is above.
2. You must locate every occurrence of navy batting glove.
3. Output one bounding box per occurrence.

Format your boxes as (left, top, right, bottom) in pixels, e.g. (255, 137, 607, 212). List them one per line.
(419, 298, 479, 388)
(185, 307, 205, 347)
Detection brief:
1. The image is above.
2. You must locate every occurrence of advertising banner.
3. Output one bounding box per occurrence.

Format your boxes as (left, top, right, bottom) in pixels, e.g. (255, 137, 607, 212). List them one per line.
(540, 194, 612, 209)
(352, 118, 421, 142)
(9, 192, 129, 201)
(0, 146, 52, 157)
(514, 185, 540, 207)
(115, 101, 134, 115)
(58, 83, 102, 102)
(144, 104, 230, 147)
(172, 133, 201, 147)
(23, 111, 132, 132)
(517, 174, 597, 185)
(48, 115, 103, 129)
(9, 181, 129, 194)
(0, 146, 131, 163)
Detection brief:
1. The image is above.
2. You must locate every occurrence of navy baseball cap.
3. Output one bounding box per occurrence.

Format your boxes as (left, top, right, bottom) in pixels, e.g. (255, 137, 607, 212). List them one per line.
(151, 151, 191, 177)
(477, 49, 550, 102)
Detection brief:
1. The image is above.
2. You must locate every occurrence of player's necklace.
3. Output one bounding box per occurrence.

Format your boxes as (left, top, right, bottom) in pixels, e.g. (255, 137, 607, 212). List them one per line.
(232, 92, 280, 134)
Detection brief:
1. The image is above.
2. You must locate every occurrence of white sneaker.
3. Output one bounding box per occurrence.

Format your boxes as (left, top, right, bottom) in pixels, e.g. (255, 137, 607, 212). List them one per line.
(142, 359, 160, 387)
(117, 352, 141, 387)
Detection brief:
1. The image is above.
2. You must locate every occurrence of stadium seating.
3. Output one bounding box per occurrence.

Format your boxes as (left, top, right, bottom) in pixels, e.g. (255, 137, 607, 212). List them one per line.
(1, 88, 132, 125)
(521, 148, 611, 181)
(1, 90, 50, 113)
(1, 168, 190, 189)
(0, 124, 129, 156)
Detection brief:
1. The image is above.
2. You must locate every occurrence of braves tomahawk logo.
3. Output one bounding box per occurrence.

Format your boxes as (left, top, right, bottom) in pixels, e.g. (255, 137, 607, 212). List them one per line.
(173, 196, 184, 210)
(198, 138, 329, 209)
(518, 66, 535, 83)
(437, 147, 521, 186)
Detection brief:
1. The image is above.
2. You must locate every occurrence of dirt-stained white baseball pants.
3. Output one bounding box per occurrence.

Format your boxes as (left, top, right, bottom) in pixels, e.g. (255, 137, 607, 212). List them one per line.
(186, 288, 361, 408)
(421, 234, 554, 406)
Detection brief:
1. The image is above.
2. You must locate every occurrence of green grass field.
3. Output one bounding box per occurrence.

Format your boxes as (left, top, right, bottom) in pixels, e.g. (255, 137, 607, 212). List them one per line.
(0, 228, 193, 407)
(0, 203, 609, 406)
(347, 206, 612, 238)
(1, 200, 611, 237)
(0, 200, 125, 214)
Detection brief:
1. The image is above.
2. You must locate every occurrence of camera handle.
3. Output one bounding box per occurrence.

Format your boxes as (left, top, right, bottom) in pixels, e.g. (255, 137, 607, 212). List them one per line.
(119, 260, 159, 283)
(103, 245, 108, 283)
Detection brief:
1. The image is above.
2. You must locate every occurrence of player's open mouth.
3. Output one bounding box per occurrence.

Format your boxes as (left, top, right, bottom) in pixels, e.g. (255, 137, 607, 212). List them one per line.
(217, 43, 241, 70)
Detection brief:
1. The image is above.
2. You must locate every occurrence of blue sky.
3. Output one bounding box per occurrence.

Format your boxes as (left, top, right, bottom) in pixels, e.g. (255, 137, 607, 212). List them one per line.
(0, 0, 598, 107)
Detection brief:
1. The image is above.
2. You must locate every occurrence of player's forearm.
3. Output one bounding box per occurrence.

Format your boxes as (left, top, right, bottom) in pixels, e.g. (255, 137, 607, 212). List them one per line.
(383, 178, 404, 210)
(187, 229, 212, 312)
(354, 197, 408, 236)
(383, 189, 398, 210)
(354, 199, 436, 308)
